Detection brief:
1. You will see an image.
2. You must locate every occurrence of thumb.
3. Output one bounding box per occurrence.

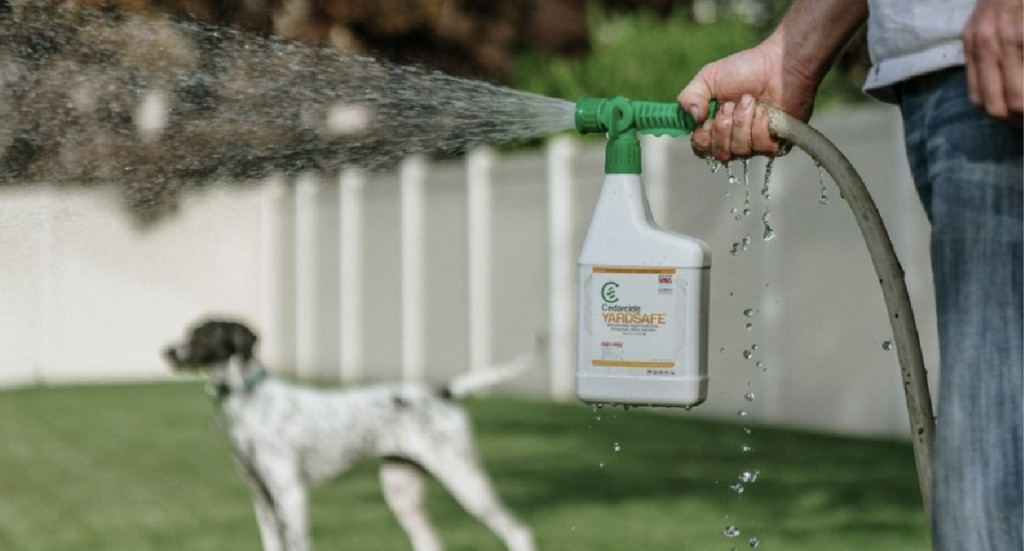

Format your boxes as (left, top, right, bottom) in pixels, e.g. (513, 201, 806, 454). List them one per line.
(677, 68, 715, 123)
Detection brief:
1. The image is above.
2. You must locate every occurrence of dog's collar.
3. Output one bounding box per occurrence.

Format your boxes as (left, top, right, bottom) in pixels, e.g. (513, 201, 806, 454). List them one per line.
(207, 367, 269, 400)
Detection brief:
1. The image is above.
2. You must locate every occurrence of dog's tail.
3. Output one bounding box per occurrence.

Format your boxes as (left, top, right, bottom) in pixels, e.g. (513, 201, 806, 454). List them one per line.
(444, 334, 548, 400)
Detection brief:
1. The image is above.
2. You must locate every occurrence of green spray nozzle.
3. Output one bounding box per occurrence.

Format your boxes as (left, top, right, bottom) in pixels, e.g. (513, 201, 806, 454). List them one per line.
(574, 95, 717, 174)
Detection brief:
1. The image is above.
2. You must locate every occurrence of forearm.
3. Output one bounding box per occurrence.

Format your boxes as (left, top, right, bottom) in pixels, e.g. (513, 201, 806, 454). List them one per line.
(766, 0, 869, 85)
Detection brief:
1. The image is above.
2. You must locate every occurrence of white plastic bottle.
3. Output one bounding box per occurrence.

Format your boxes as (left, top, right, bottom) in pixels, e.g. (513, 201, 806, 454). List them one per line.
(576, 173, 710, 408)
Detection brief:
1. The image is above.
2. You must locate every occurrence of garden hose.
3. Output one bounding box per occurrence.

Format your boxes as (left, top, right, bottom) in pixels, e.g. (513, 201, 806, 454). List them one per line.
(767, 107, 935, 523)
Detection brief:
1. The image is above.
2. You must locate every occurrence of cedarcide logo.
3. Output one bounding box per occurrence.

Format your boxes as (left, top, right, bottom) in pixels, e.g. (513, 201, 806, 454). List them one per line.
(600, 281, 619, 303)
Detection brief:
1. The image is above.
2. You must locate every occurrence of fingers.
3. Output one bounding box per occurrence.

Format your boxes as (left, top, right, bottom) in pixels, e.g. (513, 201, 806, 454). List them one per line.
(999, 13, 1024, 117)
(691, 117, 712, 157)
(711, 101, 735, 160)
(963, 0, 1023, 121)
(677, 67, 716, 123)
(690, 95, 779, 161)
(974, 27, 1007, 116)
(751, 104, 778, 154)
(730, 95, 755, 156)
(964, 16, 983, 107)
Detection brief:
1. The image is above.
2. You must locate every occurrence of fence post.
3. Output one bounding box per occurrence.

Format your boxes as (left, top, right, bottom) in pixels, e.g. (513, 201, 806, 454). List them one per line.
(547, 136, 575, 401)
(401, 156, 427, 383)
(339, 167, 365, 383)
(260, 174, 296, 375)
(467, 148, 495, 372)
(295, 173, 321, 379)
(33, 186, 58, 384)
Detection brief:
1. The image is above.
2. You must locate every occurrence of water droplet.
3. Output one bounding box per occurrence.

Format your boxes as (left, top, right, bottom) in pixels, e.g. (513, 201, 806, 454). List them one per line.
(744, 392, 755, 402)
(741, 445, 754, 453)
(739, 470, 759, 483)
(570, 525, 576, 531)
(751, 344, 759, 351)
(742, 208, 751, 217)
(730, 207, 738, 214)
(599, 462, 605, 469)
(742, 350, 753, 360)
(745, 323, 753, 331)
(728, 175, 739, 185)
(737, 410, 748, 417)
(724, 526, 741, 538)
(720, 347, 727, 354)
(743, 428, 752, 434)
(759, 159, 774, 241)
(595, 416, 601, 421)
(749, 537, 760, 548)
(743, 308, 755, 317)
(613, 442, 621, 452)
(724, 160, 734, 178)
(729, 483, 745, 494)
(882, 340, 894, 351)
(741, 235, 751, 247)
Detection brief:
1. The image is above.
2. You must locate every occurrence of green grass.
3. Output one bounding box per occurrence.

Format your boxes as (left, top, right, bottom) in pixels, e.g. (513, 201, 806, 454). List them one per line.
(0, 383, 928, 550)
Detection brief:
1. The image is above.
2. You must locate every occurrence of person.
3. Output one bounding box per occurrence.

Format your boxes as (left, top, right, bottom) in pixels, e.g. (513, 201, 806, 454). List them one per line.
(676, 0, 1023, 549)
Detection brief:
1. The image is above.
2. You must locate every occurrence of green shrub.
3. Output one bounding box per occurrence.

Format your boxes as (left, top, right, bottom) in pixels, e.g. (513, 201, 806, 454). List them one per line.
(512, 5, 866, 110)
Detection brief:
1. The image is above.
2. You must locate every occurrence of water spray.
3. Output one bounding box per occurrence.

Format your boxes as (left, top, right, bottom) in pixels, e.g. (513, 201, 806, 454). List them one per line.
(571, 95, 934, 522)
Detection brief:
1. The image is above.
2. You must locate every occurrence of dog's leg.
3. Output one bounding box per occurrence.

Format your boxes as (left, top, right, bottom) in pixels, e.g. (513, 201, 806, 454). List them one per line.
(251, 484, 285, 551)
(234, 448, 285, 551)
(379, 459, 444, 551)
(238, 461, 285, 551)
(422, 453, 535, 551)
(254, 454, 311, 551)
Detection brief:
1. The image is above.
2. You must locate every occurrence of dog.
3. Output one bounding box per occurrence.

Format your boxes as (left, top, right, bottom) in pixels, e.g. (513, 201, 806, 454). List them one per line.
(164, 318, 537, 551)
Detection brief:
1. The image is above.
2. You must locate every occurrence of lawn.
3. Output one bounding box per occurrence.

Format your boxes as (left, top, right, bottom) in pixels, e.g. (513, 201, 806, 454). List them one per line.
(0, 382, 928, 550)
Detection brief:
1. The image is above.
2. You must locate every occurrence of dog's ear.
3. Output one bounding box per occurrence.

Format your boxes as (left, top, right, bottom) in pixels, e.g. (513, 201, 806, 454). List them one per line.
(231, 323, 258, 361)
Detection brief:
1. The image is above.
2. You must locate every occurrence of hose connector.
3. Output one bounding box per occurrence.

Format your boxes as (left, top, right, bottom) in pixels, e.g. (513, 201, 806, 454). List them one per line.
(574, 95, 716, 174)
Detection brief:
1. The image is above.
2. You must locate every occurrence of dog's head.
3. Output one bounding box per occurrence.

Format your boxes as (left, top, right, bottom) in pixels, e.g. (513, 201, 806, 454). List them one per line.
(164, 319, 258, 372)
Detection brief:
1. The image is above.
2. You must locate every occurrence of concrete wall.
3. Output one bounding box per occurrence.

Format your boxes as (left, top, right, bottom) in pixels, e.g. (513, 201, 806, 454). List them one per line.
(0, 104, 939, 438)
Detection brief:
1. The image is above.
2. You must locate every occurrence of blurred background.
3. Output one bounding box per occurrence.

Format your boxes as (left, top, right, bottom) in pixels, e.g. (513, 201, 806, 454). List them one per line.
(0, 1, 933, 549)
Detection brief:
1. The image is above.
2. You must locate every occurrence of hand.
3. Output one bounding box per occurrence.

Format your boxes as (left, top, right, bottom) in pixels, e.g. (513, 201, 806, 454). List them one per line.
(963, 0, 1024, 123)
(677, 41, 818, 161)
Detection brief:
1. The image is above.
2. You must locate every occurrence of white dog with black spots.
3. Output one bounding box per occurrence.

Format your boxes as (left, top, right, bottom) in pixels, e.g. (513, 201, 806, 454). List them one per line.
(165, 319, 537, 551)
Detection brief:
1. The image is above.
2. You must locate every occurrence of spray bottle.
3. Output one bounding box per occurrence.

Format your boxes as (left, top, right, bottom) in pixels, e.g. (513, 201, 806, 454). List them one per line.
(574, 96, 715, 408)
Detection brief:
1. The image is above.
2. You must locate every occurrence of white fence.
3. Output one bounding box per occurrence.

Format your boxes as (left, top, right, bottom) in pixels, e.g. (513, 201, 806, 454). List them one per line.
(0, 105, 939, 437)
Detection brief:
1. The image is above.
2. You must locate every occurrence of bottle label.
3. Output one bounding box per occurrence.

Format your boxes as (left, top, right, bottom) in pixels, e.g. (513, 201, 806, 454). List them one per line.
(588, 266, 682, 370)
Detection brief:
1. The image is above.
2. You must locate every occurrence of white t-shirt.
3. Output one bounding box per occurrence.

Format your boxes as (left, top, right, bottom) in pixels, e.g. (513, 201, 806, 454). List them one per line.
(864, 0, 975, 101)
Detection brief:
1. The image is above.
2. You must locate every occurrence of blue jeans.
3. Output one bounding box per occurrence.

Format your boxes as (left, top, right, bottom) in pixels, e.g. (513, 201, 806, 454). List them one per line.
(899, 68, 1023, 550)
